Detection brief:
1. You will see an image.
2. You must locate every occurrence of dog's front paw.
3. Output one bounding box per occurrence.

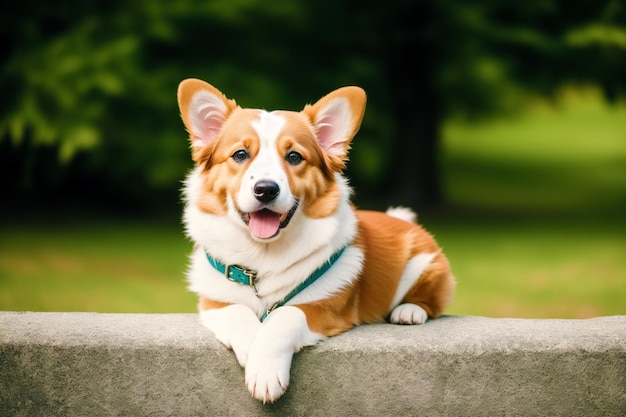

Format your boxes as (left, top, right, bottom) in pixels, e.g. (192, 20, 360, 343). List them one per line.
(389, 303, 428, 324)
(244, 349, 291, 403)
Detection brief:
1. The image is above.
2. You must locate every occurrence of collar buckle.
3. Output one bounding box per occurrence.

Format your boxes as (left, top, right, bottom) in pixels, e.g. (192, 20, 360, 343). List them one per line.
(225, 264, 258, 293)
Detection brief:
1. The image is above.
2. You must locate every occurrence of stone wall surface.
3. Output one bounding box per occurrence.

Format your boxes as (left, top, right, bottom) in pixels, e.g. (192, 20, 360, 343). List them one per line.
(1, 312, 625, 416)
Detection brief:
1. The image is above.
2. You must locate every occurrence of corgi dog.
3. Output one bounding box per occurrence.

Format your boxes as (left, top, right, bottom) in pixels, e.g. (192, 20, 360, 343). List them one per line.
(178, 79, 455, 403)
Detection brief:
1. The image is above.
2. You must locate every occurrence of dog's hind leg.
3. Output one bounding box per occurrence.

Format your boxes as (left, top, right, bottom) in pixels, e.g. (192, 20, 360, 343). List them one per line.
(389, 252, 455, 324)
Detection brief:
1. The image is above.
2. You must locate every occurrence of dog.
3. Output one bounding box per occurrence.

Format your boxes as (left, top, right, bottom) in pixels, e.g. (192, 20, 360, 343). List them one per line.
(178, 79, 456, 403)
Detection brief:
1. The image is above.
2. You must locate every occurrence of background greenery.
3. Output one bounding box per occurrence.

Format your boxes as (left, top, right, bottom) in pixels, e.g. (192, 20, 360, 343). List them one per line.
(1, 1, 625, 317)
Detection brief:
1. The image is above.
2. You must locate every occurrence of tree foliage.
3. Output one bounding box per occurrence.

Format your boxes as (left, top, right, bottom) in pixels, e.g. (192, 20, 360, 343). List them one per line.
(1, 0, 625, 210)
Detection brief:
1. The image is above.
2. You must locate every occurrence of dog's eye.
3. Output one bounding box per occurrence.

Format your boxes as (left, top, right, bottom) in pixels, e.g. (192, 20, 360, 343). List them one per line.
(232, 149, 250, 163)
(285, 151, 304, 165)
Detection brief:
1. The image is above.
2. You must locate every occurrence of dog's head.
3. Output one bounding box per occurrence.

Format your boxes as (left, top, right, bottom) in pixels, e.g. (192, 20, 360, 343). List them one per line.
(178, 79, 366, 241)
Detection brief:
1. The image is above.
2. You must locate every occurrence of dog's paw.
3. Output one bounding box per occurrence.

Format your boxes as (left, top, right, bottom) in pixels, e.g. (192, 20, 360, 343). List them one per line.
(244, 349, 291, 403)
(389, 303, 428, 325)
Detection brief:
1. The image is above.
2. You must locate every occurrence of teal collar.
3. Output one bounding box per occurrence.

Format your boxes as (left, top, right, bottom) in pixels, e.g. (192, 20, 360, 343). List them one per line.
(205, 246, 347, 322)
(205, 254, 259, 294)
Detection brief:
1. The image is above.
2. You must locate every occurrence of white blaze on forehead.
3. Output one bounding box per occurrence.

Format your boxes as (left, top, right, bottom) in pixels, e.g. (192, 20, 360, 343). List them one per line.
(247, 111, 287, 179)
(237, 111, 293, 213)
(251, 111, 286, 144)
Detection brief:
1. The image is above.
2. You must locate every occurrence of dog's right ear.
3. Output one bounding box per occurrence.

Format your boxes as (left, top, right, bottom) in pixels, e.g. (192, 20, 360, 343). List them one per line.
(177, 79, 238, 149)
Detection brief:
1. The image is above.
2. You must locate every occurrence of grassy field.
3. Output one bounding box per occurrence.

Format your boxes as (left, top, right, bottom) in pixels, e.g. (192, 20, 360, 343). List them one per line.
(1, 87, 625, 318)
(439, 87, 626, 317)
(0, 218, 197, 313)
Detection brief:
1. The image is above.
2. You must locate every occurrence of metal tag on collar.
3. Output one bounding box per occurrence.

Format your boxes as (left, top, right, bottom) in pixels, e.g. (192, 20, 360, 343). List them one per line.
(261, 302, 279, 322)
(225, 264, 258, 294)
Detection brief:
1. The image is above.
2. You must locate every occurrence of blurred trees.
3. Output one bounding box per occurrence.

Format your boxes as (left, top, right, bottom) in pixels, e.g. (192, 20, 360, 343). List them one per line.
(1, 0, 625, 212)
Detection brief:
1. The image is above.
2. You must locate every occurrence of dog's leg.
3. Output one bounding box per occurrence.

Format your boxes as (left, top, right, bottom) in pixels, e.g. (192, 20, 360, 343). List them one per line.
(244, 306, 323, 403)
(200, 304, 261, 367)
(389, 252, 455, 325)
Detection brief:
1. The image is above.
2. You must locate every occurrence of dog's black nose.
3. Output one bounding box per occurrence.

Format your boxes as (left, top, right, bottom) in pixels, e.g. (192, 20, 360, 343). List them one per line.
(254, 180, 280, 203)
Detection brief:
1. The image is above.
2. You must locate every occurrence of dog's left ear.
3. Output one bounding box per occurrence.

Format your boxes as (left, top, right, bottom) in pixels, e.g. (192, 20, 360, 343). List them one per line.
(302, 87, 366, 161)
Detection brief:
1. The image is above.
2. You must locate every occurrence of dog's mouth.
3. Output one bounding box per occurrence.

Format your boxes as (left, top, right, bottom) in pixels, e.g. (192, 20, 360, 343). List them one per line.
(239, 200, 299, 240)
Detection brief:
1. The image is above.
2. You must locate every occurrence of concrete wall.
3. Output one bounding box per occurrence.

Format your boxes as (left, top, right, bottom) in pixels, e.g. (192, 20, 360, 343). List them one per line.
(1, 312, 625, 416)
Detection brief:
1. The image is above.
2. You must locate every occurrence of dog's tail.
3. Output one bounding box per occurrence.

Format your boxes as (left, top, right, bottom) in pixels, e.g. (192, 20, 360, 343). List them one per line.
(385, 206, 417, 224)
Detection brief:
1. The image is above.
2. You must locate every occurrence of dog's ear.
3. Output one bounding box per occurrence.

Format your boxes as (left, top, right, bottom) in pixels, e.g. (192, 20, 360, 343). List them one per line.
(177, 79, 238, 149)
(302, 86, 366, 161)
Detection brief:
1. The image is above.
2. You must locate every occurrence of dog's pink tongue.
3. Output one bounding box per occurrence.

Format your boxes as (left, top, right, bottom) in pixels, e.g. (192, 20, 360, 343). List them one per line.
(249, 210, 281, 239)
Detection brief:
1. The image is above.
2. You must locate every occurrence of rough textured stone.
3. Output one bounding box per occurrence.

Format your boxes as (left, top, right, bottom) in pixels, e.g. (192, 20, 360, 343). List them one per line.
(1, 312, 625, 416)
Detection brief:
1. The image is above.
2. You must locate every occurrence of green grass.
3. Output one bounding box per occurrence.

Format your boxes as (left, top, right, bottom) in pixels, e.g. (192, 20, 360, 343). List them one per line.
(437, 86, 626, 318)
(442, 87, 626, 214)
(1, 87, 625, 318)
(430, 221, 625, 318)
(0, 218, 197, 313)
